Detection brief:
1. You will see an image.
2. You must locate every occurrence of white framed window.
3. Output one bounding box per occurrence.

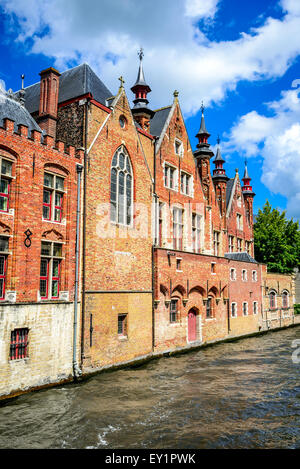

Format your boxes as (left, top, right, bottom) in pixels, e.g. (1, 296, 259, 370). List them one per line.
(253, 301, 258, 315)
(282, 291, 289, 308)
(242, 269, 247, 281)
(176, 258, 182, 271)
(237, 238, 243, 252)
(192, 213, 202, 253)
(242, 302, 248, 316)
(180, 171, 192, 196)
(213, 231, 220, 256)
(164, 163, 177, 190)
(173, 207, 184, 250)
(237, 214, 242, 230)
(230, 268, 236, 281)
(231, 302, 237, 318)
(246, 241, 251, 254)
(110, 146, 133, 226)
(252, 270, 257, 282)
(174, 138, 183, 157)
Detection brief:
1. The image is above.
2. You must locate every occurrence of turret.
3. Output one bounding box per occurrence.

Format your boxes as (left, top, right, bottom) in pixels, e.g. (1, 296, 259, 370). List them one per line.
(212, 136, 229, 217)
(193, 105, 214, 201)
(242, 160, 255, 225)
(131, 49, 154, 132)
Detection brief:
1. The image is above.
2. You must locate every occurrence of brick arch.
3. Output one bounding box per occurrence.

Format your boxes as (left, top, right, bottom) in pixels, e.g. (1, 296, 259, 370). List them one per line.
(0, 221, 11, 235)
(0, 145, 18, 160)
(208, 286, 219, 297)
(42, 228, 64, 241)
(172, 284, 186, 297)
(44, 162, 69, 177)
(160, 284, 169, 297)
(189, 285, 206, 297)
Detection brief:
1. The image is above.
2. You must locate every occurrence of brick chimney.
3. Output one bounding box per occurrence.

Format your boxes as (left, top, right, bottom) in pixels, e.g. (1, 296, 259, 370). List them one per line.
(37, 67, 60, 138)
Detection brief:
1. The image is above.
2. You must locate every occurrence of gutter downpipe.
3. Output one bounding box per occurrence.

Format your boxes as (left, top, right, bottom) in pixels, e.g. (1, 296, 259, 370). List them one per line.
(73, 163, 83, 379)
(80, 99, 89, 367)
(152, 136, 158, 350)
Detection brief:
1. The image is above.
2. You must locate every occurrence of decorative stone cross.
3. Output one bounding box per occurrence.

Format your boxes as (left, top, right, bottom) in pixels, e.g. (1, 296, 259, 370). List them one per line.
(118, 76, 125, 88)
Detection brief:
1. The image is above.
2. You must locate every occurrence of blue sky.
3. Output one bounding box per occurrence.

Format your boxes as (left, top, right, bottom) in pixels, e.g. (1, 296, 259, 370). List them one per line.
(0, 0, 300, 219)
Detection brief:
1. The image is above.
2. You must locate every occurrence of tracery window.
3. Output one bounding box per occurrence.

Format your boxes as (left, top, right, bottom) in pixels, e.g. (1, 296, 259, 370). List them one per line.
(110, 147, 133, 226)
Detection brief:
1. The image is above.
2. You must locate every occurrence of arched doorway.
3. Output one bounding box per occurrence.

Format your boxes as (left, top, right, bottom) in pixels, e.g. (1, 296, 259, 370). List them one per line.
(188, 308, 198, 342)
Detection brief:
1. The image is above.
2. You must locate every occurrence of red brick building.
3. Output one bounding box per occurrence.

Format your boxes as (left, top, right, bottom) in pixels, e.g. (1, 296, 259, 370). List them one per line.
(0, 79, 83, 399)
(0, 52, 298, 399)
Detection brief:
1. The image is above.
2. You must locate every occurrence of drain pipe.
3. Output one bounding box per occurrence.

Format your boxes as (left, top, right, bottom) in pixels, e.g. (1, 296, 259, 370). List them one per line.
(73, 163, 83, 379)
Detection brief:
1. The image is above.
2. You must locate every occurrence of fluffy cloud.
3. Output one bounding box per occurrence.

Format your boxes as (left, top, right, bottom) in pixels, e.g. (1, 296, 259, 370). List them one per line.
(1, 0, 300, 116)
(226, 86, 300, 219)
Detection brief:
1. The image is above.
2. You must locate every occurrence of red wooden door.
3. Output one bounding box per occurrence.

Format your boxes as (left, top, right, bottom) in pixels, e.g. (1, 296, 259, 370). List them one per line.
(188, 309, 197, 342)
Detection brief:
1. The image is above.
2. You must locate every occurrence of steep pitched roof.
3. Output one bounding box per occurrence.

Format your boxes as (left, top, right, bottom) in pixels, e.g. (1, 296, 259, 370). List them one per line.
(226, 178, 235, 207)
(150, 106, 172, 138)
(0, 93, 42, 134)
(224, 252, 258, 264)
(22, 63, 113, 113)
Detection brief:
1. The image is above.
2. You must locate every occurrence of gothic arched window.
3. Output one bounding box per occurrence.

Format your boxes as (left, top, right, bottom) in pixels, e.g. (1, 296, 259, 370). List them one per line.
(110, 146, 133, 226)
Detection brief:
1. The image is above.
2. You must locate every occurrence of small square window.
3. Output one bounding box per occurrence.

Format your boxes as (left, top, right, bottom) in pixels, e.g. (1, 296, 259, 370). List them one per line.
(176, 258, 182, 271)
(211, 263, 216, 274)
(170, 299, 178, 322)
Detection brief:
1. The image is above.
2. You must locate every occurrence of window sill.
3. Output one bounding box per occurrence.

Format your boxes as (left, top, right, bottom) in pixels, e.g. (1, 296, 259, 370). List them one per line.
(118, 335, 128, 341)
(42, 218, 65, 225)
(9, 358, 29, 363)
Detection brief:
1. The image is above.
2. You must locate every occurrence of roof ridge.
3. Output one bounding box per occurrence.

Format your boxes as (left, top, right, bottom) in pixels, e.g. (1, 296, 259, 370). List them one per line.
(153, 105, 172, 112)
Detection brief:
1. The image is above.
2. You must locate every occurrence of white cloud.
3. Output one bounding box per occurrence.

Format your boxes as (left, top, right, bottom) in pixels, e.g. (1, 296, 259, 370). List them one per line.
(1, 0, 300, 116)
(185, 0, 220, 19)
(225, 86, 300, 219)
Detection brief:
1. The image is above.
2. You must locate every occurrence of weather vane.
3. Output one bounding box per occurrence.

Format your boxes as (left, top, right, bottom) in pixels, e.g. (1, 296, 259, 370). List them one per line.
(217, 134, 220, 145)
(138, 48, 144, 61)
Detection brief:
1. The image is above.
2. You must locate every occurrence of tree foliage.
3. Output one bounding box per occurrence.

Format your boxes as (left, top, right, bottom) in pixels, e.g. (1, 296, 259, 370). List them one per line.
(254, 201, 300, 273)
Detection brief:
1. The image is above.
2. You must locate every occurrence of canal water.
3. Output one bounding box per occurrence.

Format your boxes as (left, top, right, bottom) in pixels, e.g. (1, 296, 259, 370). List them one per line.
(0, 327, 299, 449)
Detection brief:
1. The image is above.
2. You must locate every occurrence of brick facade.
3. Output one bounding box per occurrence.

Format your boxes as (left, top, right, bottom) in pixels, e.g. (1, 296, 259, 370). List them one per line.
(0, 59, 298, 399)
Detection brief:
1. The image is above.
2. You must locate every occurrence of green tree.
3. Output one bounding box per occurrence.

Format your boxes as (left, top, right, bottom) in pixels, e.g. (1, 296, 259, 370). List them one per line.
(254, 201, 300, 273)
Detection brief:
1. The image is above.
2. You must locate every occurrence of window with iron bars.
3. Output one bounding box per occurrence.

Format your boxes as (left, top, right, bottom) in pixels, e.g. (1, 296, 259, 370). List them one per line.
(10, 328, 29, 360)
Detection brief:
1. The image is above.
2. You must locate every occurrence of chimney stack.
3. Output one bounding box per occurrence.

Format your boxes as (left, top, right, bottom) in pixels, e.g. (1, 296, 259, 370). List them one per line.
(37, 67, 60, 138)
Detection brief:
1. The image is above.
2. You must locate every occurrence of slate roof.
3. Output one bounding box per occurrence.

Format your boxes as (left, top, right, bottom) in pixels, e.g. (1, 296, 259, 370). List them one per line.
(150, 106, 172, 137)
(224, 252, 258, 264)
(0, 93, 42, 134)
(21, 63, 113, 114)
(226, 178, 234, 206)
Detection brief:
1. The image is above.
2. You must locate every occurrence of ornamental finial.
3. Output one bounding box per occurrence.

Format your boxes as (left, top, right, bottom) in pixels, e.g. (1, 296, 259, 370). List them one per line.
(21, 74, 25, 90)
(217, 134, 220, 145)
(201, 101, 205, 114)
(138, 47, 144, 61)
(173, 90, 179, 98)
(118, 76, 125, 88)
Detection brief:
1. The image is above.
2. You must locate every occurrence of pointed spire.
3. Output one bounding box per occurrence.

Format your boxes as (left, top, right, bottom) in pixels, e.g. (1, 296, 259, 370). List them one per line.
(131, 48, 154, 130)
(212, 135, 228, 181)
(242, 159, 254, 195)
(194, 103, 214, 160)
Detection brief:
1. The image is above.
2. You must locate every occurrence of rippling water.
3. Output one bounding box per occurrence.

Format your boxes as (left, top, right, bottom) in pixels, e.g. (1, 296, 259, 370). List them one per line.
(0, 327, 299, 449)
